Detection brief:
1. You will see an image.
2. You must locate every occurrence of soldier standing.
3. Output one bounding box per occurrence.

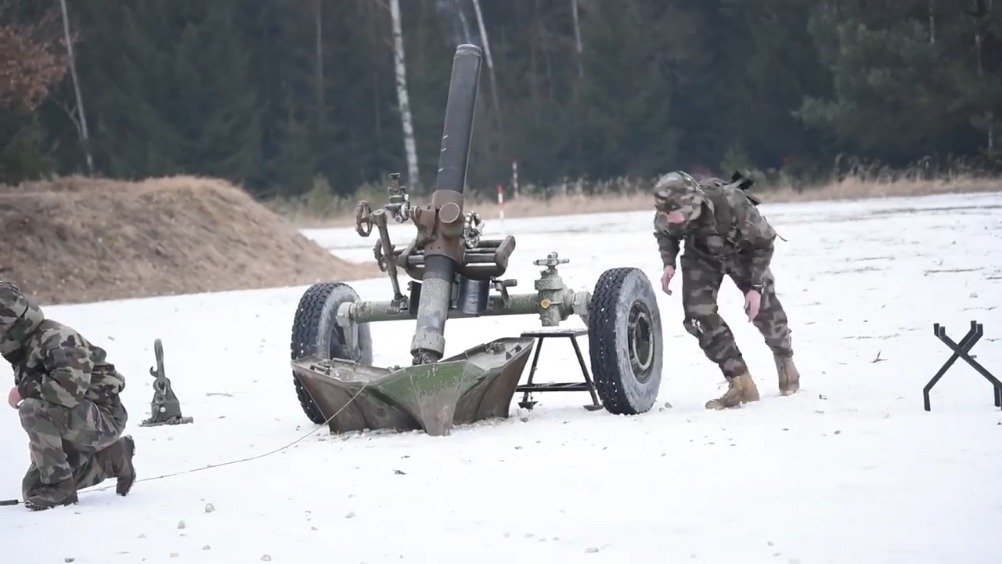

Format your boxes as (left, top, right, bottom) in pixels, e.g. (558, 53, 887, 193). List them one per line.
(1, 281, 136, 510)
(652, 172, 801, 409)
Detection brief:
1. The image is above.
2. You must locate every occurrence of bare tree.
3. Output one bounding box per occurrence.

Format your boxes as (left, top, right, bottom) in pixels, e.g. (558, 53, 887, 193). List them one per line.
(971, 0, 994, 150)
(315, 0, 325, 132)
(58, 0, 93, 175)
(0, 3, 65, 112)
(470, 0, 502, 126)
(452, 0, 472, 43)
(390, 0, 419, 187)
(572, 0, 583, 78)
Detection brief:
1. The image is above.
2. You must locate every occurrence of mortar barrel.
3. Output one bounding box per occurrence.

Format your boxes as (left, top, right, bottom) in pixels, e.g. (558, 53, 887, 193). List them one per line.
(434, 44, 482, 195)
(411, 44, 483, 364)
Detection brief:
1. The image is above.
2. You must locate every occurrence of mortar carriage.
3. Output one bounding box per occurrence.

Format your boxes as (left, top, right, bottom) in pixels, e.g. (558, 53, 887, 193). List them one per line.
(289, 45, 663, 436)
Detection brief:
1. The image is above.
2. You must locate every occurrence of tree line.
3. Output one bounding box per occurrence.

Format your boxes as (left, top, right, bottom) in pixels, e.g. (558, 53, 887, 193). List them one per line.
(1, 0, 1000, 196)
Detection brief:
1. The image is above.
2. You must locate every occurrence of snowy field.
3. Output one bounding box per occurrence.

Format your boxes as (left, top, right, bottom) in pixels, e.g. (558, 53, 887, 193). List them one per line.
(3, 192, 1002, 563)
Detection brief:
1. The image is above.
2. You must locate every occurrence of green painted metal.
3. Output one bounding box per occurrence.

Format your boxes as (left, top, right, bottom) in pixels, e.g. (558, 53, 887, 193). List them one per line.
(348, 293, 542, 324)
(292, 337, 535, 435)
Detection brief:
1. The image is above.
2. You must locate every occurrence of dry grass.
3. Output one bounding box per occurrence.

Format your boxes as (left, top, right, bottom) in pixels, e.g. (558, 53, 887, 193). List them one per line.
(758, 175, 1002, 203)
(288, 175, 1002, 227)
(0, 175, 376, 304)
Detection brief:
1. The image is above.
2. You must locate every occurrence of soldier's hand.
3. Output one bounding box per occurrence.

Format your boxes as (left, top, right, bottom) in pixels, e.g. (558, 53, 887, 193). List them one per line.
(661, 266, 675, 295)
(744, 290, 762, 322)
(7, 387, 22, 409)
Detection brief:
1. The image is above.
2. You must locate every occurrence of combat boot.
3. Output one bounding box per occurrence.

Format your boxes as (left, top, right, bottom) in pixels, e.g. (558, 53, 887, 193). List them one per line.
(775, 355, 800, 396)
(705, 372, 760, 410)
(24, 478, 78, 511)
(105, 435, 137, 496)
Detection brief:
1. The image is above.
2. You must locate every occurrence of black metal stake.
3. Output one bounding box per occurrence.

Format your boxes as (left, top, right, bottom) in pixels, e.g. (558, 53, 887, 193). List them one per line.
(923, 321, 1001, 411)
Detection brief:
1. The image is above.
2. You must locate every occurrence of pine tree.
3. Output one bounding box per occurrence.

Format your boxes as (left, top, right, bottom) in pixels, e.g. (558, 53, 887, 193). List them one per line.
(71, 0, 263, 182)
(798, 0, 973, 163)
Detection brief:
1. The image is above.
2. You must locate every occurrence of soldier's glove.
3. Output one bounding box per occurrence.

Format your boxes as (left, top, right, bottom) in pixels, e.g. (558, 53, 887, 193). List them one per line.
(744, 289, 762, 322)
(661, 265, 675, 295)
(7, 387, 22, 409)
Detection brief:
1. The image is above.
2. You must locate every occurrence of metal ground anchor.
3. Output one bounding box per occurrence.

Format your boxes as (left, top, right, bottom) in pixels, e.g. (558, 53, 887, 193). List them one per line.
(140, 339, 194, 427)
(923, 321, 1001, 411)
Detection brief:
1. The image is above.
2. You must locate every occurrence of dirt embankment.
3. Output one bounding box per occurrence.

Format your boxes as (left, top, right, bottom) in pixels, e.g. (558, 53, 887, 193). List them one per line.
(0, 176, 375, 304)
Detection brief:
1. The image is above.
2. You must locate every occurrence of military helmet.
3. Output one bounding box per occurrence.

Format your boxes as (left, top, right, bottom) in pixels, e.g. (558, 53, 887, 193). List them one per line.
(0, 281, 30, 334)
(0, 281, 43, 355)
(653, 171, 704, 218)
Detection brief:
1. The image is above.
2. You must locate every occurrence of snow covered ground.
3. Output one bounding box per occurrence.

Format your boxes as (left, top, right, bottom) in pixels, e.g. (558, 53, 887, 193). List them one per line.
(3, 193, 1001, 563)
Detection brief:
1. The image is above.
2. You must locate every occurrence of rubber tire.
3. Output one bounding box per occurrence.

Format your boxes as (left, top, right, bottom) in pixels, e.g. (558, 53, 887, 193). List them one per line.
(290, 282, 373, 423)
(588, 268, 663, 415)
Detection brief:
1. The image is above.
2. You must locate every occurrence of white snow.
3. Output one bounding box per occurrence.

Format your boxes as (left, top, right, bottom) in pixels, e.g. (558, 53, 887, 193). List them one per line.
(3, 193, 1002, 563)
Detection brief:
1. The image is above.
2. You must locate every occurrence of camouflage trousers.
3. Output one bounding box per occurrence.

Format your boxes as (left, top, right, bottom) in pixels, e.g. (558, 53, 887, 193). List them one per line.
(18, 397, 128, 496)
(680, 250, 793, 379)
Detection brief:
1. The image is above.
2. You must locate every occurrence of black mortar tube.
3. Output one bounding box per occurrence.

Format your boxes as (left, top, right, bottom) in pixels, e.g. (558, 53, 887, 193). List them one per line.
(411, 44, 483, 364)
(434, 44, 482, 194)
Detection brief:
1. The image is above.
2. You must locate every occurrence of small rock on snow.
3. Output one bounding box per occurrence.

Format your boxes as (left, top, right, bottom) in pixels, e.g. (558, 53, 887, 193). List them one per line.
(204, 503, 216, 513)
(586, 547, 599, 553)
(345, 511, 356, 519)
(261, 555, 272, 561)
(177, 520, 186, 530)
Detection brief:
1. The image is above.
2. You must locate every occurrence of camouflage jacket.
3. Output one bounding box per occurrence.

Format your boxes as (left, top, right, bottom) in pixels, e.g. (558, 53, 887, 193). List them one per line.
(2, 303, 125, 409)
(653, 181, 777, 287)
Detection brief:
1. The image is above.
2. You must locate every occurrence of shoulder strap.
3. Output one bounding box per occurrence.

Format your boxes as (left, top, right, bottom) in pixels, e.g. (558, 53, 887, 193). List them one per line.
(730, 171, 761, 206)
(700, 185, 735, 237)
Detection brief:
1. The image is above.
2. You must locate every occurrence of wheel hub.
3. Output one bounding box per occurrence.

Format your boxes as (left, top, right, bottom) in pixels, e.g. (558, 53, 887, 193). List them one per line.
(628, 302, 654, 382)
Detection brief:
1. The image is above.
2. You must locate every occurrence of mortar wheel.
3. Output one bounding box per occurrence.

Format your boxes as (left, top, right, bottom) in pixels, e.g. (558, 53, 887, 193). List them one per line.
(587, 268, 663, 415)
(290, 282, 372, 423)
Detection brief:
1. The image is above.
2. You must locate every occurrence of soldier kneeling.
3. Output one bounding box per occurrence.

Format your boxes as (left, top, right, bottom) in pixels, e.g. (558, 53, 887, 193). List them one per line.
(1, 281, 136, 510)
(652, 172, 801, 408)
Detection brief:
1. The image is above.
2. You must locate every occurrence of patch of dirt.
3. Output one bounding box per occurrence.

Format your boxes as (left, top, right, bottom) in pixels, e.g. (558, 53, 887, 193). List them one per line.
(0, 176, 376, 304)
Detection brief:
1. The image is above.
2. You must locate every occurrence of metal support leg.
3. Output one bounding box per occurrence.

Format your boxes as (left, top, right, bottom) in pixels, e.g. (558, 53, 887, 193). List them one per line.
(570, 335, 602, 410)
(519, 337, 545, 409)
(937, 326, 1002, 405)
(924, 321, 1001, 411)
(514, 329, 605, 411)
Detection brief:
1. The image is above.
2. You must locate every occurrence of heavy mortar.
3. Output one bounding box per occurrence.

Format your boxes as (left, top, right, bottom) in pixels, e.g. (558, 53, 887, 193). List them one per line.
(290, 45, 664, 436)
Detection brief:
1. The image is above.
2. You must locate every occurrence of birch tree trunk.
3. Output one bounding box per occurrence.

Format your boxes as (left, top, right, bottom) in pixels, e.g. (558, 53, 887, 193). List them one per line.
(470, 0, 502, 127)
(390, 0, 419, 187)
(928, 0, 935, 44)
(971, 0, 993, 150)
(315, 0, 325, 131)
(572, 0, 584, 78)
(453, 0, 472, 43)
(58, 0, 94, 175)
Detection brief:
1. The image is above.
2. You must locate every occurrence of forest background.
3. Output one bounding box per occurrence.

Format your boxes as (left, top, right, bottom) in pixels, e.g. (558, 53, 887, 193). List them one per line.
(2, 0, 1000, 212)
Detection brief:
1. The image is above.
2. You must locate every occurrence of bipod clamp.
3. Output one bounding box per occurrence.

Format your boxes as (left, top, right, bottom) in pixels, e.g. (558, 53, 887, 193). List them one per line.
(140, 339, 194, 427)
(923, 321, 1002, 411)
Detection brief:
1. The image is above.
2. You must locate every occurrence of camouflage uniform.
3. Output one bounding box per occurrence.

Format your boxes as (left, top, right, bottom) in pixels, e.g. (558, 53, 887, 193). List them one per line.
(652, 172, 799, 406)
(1, 282, 135, 509)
